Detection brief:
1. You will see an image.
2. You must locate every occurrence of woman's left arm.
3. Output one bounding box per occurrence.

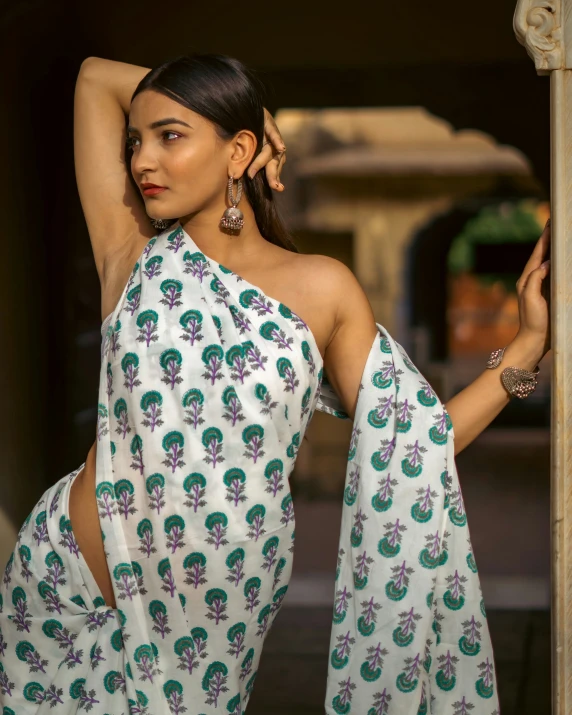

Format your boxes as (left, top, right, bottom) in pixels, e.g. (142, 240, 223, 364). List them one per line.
(445, 221, 551, 454)
(322, 221, 550, 456)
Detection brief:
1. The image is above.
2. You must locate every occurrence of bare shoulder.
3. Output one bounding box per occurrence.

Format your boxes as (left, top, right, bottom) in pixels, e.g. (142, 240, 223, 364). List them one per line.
(276, 250, 357, 297)
(287, 252, 374, 324)
(285, 253, 378, 418)
(269, 249, 375, 357)
(292, 251, 355, 286)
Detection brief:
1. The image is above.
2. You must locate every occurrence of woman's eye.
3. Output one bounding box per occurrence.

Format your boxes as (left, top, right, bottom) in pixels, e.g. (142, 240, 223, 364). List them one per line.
(126, 132, 179, 149)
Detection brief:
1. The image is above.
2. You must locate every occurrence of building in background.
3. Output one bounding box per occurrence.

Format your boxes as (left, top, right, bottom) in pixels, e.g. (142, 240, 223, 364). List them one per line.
(276, 107, 545, 495)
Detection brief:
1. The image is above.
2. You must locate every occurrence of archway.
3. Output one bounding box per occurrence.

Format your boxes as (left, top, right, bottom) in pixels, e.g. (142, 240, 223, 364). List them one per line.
(407, 193, 549, 426)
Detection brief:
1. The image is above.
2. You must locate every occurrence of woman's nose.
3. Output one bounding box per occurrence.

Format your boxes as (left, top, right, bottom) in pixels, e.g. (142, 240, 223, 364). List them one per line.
(131, 142, 158, 176)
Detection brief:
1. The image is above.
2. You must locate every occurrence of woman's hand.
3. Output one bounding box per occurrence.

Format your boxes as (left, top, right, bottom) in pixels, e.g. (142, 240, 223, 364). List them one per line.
(445, 217, 551, 455)
(247, 109, 287, 191)
(514, 219, 551, 359)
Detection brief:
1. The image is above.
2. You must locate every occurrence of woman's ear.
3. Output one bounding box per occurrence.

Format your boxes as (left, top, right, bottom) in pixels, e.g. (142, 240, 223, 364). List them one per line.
(228, 130, 258, 179)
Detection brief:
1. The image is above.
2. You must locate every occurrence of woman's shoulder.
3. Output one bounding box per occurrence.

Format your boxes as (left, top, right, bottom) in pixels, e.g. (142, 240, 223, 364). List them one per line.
(288, 251, 366, 303)
(282, 251, 374, 351)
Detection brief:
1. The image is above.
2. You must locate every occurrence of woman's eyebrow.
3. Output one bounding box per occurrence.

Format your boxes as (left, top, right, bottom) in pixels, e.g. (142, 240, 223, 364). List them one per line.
(127, 118, 192, 133)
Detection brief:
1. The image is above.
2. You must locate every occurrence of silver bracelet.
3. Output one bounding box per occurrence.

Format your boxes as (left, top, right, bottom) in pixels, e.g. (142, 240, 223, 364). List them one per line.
(486, 347, 539, 399)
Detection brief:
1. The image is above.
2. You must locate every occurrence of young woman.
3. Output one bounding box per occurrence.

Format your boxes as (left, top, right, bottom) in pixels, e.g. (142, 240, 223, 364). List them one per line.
(0, 54, 550, 714)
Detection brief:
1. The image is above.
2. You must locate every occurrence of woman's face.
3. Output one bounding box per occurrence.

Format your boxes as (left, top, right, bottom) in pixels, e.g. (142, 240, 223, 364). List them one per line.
(128, 90, 230, 222)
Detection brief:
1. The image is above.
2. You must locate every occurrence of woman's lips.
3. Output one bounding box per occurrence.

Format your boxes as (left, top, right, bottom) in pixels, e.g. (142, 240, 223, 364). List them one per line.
(142, 187, 167, 196)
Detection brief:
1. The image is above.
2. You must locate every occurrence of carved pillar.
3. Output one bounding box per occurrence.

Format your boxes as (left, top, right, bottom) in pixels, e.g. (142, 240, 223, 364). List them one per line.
(514, 1, 562, 73)
(514, 1, 569, 711)
(353, 213, 392, 328)
(352, 201, 453, 337)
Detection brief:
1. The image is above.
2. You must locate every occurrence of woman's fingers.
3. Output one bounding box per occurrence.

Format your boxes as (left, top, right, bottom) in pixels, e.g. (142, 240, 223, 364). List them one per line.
(519, 259, 551, 348)
(263, 109, 286, 152)
(265, 162, 279, 189)
(248, 148, 286, 190)
(248, 149, 287, 192)
(522, 259, 551, 312)
(248, 142, 274, 179)
(525, 259, 551, 294)
(264, 151, 286, 191)
(247, 109, 287, 190)
(516, 220, 551, 295)
(274, 151, 287, 188)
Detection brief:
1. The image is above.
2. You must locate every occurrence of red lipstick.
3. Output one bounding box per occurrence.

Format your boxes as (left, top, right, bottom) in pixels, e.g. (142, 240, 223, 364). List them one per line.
(141, 183, 167, 196)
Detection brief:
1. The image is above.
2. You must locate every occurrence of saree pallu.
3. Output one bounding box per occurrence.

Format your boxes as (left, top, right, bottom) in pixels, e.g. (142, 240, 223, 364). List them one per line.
(320, 330, 499, 715)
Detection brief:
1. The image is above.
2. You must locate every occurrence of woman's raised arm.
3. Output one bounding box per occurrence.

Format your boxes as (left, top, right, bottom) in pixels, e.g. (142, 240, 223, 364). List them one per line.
(322, 222, 550, 457)
(444, 221, 551, 454)
(74, 57, 154, 285)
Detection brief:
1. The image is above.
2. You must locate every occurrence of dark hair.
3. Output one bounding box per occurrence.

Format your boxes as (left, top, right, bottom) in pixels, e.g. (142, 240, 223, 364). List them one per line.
(131, 54, 297, 252)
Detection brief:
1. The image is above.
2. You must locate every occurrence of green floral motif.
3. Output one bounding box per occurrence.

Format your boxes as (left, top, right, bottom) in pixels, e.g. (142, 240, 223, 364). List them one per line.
(2, 228, 498, 713)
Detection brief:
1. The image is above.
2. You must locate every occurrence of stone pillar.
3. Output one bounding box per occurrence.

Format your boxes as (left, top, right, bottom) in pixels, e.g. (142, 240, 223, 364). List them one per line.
(515, 2, 571, 710)
(353, 213, 391, 326)
(352, 201, 452, 336)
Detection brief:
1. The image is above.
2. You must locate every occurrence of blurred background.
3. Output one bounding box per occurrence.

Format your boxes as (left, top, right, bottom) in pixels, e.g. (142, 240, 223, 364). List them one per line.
(0, 0, 550, 712)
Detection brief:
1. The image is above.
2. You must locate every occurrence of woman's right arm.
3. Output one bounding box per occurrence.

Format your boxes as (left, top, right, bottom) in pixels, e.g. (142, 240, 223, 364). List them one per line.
(74, 57, 154, 285)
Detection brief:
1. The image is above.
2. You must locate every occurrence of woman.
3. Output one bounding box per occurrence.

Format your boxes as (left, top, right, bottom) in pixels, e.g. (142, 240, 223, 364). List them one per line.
(0, 54, 550, 714)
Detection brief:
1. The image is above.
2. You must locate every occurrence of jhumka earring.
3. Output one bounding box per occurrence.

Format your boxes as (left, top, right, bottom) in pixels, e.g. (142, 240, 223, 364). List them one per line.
(220, 175, 244, 232)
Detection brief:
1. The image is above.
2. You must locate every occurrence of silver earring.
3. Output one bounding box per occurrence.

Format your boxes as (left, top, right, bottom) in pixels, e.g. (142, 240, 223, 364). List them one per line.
(151, 218, 172, 231)
(220, 176, 244, 232)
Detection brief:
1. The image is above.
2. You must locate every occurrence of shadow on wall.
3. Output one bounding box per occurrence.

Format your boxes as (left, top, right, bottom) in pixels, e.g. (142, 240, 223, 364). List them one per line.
(0, 508, 17, 572)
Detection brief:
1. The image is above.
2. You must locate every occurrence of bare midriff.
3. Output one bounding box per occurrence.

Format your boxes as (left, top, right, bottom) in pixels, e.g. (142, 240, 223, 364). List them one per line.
(69, 440, 117, 608)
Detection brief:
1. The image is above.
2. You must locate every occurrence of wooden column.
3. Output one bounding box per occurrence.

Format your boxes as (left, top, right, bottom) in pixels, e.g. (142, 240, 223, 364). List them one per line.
(515, 1, 571, 711)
